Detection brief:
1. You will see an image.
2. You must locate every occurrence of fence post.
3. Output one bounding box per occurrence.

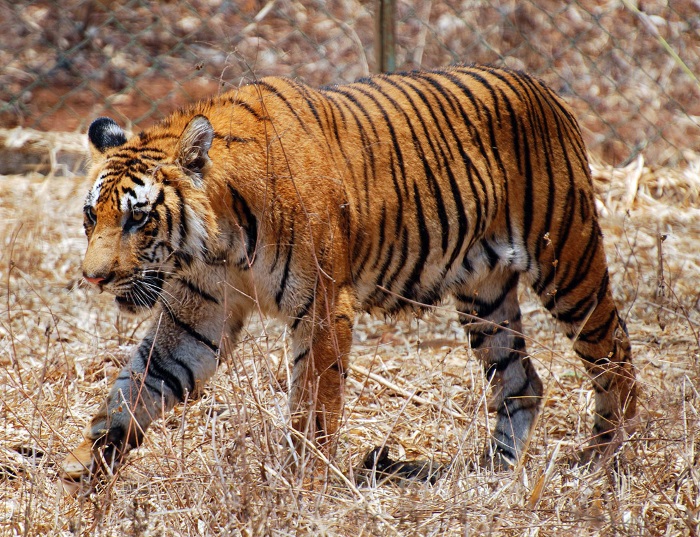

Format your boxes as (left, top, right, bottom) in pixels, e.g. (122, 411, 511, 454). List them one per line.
(375, 0, 396, 73)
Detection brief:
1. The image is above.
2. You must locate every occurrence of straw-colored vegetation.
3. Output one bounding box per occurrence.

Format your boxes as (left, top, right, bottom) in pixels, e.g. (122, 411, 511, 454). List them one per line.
(0, 130, 698, 536)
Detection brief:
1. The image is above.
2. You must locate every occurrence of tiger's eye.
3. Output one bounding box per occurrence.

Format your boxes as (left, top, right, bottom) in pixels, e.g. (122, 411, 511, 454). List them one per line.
(125, 209, 149, 231)
(84, 206, 97, 225)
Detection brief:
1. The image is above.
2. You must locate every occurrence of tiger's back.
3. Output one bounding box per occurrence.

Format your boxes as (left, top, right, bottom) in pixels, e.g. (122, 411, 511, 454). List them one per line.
(311, 67, 596, 315)
(61, 65, 636, 486)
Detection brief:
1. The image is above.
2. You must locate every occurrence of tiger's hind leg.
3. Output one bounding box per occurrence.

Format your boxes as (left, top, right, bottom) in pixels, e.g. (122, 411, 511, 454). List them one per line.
(456, 268, 543, 469)
(535, 222, 637, 463)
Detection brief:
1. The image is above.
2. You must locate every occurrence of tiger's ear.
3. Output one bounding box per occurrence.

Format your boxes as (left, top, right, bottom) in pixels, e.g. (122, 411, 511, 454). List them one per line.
(88, 117, 127, 164)
(176, 115, 213, 186)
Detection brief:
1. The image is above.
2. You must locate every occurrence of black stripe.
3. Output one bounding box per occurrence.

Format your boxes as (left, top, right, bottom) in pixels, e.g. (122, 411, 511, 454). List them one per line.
(147, 354, 184, 402)
(269, 208, 285, 273)
(483, 241, 499, 269)
(139, 340, 185, 401)
(590, 428, 615, 443)
(335, 313, 354, 327)
(499, 396, 538, 418)
(377, 226, 408, 306)
(322, 88, 380, 170)
(98, 170, 121, 181)
(321, 93, 364, 210)
(502, 73, 559, 270)
(323, 97, 355, 182)
(430, 73, 491, 235)
(552, 233, 603, 304)
(551, 293, 596, 326)
(230, 99, 265, 122)
(457, 273, 519, 319)
(151, 188, 166, 211)
(291, 292, 315, 331)
(514, 75, 585, 270)
(121, 186, 137, 200)
(577, 308, 616, 343)
(462, 254, 473, 274)
(228, 185, 258, 266)
(168, 314, 219, 354)
(171, 186, 188, 248)
(400, 182, 430, 299)
(143, 377, 165, 399)
(294, 349, 309, 366)
(578, 351, 613, 368)
(302, 87, 339, 161)
(370, 243, 395, 305)
(146, 345, 200, 399)
(178, 278, 220, 304)
(513, 336, 526, 351)
(164, 204, 174, 236)
(469, 331, 486, 349)
(300, 86, 325, 131)
(485, 350, 522, 380)
(556, 271, 611, 327)
(541, 222, 598, 310)
(256, 80, 310, 134)
(446, 70, 506, 217)
(125, 171, 145, 186)
(328, 362, 348, 379)
(113, 143, 168, 156)
(275, 225, 295, 307)
(519, 112, 535, 254)
(532, 184, 576, 294)
(388, 151, 404, 235)
(214, 132, 254, 146)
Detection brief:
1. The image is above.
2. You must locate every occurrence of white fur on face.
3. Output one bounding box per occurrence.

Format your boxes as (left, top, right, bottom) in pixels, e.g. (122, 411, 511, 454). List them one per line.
(183, 205, 207, 255)
(85, 174, 104, 207)
(120, 180, 160, 213)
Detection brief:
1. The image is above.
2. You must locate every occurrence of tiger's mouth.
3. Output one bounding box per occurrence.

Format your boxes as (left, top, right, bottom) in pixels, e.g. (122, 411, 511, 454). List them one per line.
(113, 271, 165, 314)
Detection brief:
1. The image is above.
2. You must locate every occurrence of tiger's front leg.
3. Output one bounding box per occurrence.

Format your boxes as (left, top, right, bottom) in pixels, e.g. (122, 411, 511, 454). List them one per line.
(61, 297, 243, 486)
(288, 285, 355, 461)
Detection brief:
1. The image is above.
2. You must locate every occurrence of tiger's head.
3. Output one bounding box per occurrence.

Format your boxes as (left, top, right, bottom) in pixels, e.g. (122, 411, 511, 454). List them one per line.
(82, 115, 219, 314)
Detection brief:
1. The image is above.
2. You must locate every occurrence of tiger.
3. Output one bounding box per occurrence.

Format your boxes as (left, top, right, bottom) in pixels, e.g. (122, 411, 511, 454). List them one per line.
(61, 64, 637, 486)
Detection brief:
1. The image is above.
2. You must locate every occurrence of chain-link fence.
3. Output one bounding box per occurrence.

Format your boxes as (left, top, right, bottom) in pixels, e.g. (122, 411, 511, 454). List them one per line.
(1, 0, 698, 166)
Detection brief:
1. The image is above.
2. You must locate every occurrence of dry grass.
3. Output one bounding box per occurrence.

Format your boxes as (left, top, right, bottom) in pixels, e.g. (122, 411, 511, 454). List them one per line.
(1, 143, 699, 536)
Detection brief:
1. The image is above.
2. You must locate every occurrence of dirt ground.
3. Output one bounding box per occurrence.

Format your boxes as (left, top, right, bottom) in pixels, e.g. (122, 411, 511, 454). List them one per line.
(1, 141, 699, 535)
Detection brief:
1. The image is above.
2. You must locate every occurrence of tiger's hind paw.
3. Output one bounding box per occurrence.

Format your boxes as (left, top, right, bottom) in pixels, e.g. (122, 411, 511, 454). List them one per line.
(570, 422, 637, 471)
(476, 445, 518, 472)
(356, 446, 443, 485)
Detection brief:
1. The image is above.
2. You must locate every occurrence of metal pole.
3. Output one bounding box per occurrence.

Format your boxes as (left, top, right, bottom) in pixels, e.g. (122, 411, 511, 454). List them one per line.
(375, 0, 396, 73)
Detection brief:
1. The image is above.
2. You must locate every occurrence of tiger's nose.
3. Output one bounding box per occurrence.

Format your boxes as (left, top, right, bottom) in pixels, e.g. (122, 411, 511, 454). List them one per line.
(83, 273, 110, 286)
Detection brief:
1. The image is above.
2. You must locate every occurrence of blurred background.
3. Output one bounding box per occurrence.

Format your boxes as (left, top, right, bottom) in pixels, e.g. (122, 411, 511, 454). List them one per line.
(1, 0, 698, 167)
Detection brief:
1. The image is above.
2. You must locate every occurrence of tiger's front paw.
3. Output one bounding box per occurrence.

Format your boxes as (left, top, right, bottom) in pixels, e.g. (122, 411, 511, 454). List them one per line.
(60, 437, 129, 495)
